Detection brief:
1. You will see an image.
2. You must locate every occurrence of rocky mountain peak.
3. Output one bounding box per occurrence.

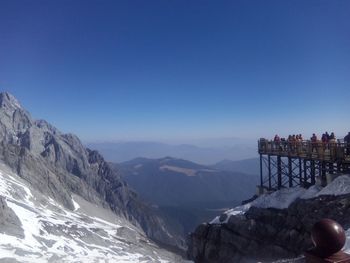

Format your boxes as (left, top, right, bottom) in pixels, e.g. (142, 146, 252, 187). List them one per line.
(87, 148, 105, 164)
(0, 92, 23, 110)
(34, 119, 61, 135)
(0, 92, 33, 142)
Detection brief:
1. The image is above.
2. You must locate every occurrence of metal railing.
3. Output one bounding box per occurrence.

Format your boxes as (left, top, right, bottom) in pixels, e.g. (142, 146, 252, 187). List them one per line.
(258, 139, 350, 162)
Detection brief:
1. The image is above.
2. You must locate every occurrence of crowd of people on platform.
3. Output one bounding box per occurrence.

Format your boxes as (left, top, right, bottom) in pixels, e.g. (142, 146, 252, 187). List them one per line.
(265, 131, 350, 155)
(272, 131, 345, 144)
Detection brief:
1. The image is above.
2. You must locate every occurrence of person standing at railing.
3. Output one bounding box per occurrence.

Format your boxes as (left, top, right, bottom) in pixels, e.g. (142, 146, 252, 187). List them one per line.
(281, 137, 286, 151)
(299, 134, 305, 152)
(326, 132, 331, 150)
(292, 134, 297, 152)
(311, 133, 317, 152)
(326, 131, 330, 141)
(344, 132, 350, 155)
(273, 134, 281, 151)
(321, 133, 328, 143)
(321, 133, 328, 153)
(296, 134, 302, 153)
(329, 132, 337, 158)
(287, 135, 292, 152)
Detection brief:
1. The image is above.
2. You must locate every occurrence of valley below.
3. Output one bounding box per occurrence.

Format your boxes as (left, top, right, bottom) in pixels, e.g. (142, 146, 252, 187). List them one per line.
(111, 157, 258, 240)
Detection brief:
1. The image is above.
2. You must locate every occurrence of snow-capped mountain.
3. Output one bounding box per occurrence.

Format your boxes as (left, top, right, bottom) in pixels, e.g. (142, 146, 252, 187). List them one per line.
(0, 92, 187, 261)
(188, 175, 350, 262)
(0, 163, 185, 262)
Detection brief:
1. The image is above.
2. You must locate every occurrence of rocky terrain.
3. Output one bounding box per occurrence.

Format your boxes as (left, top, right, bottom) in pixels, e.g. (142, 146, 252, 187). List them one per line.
(0, 92, 186, 261)
(187, 175, 350, 262)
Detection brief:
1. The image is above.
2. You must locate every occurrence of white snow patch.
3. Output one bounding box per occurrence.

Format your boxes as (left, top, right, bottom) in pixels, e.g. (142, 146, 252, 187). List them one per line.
(72, 197, 80, 211)
(210, 174, 350, 225)
(210, 203, 251, 224)
(134, 164, 143, 169)
(252, 187, 306, 210)
(0, 169, 33, 202)
(299, 185, 323, 199)
(316, 175, 350, 197)
(6, 201, 42, 247)
(160, 165, 197, 176)
(343, 228, 350, 254)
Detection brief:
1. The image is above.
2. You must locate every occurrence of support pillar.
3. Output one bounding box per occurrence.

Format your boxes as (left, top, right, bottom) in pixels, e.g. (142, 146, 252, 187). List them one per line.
(260, 154, 263, 187)
(277, 156, 282, 189)
(299, 158, 303, 186)
(288, 157, 293, 187)
(268, 155, 272, 190)
(303, 159, 308, 187)
(311, 160, 316, 185)
(329, 162, 334, 174)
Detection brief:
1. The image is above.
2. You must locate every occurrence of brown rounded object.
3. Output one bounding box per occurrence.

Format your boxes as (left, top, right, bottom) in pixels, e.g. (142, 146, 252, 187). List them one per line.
(311, 218, 346, 257)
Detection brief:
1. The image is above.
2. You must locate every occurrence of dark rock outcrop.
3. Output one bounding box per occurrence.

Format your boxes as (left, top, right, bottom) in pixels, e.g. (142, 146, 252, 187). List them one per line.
(0, 92, 184, 249)
(188, 193, 350, 262)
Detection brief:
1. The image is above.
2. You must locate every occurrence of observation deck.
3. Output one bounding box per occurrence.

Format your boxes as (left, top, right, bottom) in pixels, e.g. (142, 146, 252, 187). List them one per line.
(258, 139, 350, 192)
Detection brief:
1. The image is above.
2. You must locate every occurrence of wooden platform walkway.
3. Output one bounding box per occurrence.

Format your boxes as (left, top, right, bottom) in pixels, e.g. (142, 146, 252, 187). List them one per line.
(258, 139, 350, 192)
(259, 139, 350, 163)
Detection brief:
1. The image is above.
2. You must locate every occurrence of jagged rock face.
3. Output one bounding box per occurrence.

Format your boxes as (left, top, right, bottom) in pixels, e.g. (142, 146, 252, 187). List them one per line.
(187, 194, 350, 262)
(0, 93, 32, 143)
(0, 92, 184, 250)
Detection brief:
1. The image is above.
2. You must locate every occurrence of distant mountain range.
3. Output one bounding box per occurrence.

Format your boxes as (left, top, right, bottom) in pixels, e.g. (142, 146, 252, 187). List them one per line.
(115, 157, 258, 206)
(87, 141, 258, 165)
(110, 157, 259, 235)
(212, 157, 260, 176)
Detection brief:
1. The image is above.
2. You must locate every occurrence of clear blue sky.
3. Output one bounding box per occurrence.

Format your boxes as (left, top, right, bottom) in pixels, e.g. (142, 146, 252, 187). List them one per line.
(0, 0, 349, 142)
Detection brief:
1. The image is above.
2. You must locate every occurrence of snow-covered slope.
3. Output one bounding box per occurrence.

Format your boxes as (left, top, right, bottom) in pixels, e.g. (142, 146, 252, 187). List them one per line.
(211, 174, 350, 224)
(0, 163, 186, 263)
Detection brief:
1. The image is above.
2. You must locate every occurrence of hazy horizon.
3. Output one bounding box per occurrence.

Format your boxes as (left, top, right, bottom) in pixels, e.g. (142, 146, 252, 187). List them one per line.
(87, 139, 258, 165)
